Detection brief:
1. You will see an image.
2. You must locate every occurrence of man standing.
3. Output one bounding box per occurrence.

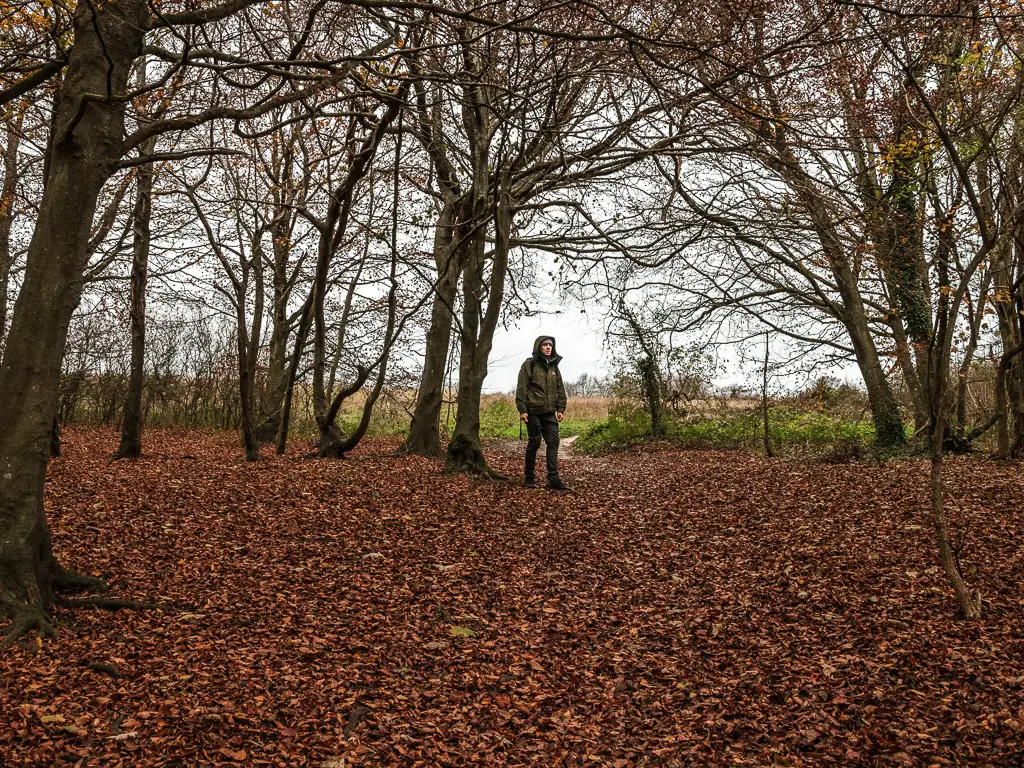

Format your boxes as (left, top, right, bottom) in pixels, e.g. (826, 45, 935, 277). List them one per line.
(515, 336, 570, 490)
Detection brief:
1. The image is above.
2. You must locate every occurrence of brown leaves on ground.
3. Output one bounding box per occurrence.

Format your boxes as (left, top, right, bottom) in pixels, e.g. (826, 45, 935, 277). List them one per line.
(1, 427, 1022, 766)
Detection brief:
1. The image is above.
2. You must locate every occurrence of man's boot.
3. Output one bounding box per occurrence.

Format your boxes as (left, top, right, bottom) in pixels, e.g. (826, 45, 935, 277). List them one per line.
(524, 459, 537, 489)
(547, 475, 571, 492)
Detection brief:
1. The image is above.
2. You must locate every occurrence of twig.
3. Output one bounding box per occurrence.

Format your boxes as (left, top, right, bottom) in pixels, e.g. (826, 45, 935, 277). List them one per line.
(81, 660, 123, 678)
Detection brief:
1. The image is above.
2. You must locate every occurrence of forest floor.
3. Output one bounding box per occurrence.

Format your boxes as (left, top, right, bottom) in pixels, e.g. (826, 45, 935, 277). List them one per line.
(1, 428, 1022, 767)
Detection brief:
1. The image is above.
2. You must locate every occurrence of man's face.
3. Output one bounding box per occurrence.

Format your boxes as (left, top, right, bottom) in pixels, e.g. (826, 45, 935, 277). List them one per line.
(541, 341, 553, 355)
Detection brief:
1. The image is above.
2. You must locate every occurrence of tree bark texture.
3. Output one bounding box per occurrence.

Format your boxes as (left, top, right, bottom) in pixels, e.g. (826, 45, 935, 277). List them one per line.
(255, 294, 290, 444)
(235, 298, 262, 462)
(844, 308, 906, 448)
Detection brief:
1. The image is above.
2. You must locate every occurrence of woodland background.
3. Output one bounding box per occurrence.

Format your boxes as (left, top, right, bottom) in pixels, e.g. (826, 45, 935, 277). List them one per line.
(1, 0, 1024, 763)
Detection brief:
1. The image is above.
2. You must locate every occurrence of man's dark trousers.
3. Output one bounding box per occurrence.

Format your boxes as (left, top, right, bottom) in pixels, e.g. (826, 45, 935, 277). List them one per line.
(525, 412, 560, 481)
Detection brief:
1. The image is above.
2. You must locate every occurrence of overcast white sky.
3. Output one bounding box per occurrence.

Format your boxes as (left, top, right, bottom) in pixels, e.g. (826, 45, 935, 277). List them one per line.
(485, 305, 609, 393)
(481, 297, 865, 396)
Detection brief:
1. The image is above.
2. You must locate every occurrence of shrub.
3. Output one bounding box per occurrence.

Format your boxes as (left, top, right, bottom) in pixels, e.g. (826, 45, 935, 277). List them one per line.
(480, 397, 520, 439)
(574, 417, 649, 455)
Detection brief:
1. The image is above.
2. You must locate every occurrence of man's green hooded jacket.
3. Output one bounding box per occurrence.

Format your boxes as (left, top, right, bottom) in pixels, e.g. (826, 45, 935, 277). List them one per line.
(515, 336, 567, 416)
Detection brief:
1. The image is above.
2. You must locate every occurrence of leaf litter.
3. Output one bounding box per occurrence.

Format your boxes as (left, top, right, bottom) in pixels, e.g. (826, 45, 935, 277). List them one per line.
(1, 427, 1022, 766)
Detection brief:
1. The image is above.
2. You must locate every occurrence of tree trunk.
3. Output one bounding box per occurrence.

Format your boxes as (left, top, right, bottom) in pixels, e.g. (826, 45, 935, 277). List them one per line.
(234, 247, 262, 462)
(1009, 362, 1024, 459)
(292, 95, 403, 457)
(833, 269, 907, 447)
(315, 266, 362, 456)
(890, 318, 929, 432)
(398, 203, 459, 457)
(949, 274, 990, 450)
(255, 219, 294, 443)
(929, 418, 981, 619)
(925, 218, 983, 619)
(995, 343, 1024, 459)
(0, 0, 145, 643)
(762, 331, 773, 457)
(444, 261, 491, 477)
(310, 258, 341, 453)
(639, 354, 664, 438)
(0, 110, 23, 349)
(236, 311, 261, 462)
(255, 326, 287, 443)
(274, 303, 311, 456)
(50, 416, 61, 459)
(321, 127, 404, 459)
(444, 361, 497, 477)
(768, 130, 906, 447)
(114, 137, 156, 459)
(316, 366, 367, 458)
(444, 189, 512, 479)
(992, 248, 1022, 459)
(844, 311, 906, 447)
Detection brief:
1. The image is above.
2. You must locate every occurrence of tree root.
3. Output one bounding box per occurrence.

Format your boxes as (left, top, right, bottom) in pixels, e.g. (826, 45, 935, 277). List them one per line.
(395, 433, 445, 459)
(314, 422, 350, 459)
(445, 457, 507, 481)
(57, 596, 187, 613)
(50, 565, 108, 595)
(445, 434, 507, 480)
(2, 562, 112, 647)
(957, 589, 983, 620)
(2, 591, 185, 647)
(1, 597, 57, 649)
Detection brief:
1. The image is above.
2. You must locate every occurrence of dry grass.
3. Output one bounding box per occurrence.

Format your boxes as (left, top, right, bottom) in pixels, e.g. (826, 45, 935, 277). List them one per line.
(480, 394, 612, 421)
(564, 396, 612, 420)
(337, 392, 762, 427)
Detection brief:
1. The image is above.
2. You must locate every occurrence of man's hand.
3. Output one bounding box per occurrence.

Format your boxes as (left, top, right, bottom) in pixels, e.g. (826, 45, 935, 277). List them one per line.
(520, 413, 529, 423)
(556, 412, 564, 423)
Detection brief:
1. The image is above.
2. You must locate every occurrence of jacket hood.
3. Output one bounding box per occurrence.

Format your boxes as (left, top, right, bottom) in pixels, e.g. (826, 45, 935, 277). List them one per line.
(532, 335, 562, 364)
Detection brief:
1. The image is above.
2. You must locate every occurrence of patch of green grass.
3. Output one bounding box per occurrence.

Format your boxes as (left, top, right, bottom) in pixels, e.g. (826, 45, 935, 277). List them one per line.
(479, 398, 521, 439)
(337, 404, 409, 438)
(575, 404, 877, 457)
(557, 419, 595, 438)
(573, 417, 650, 455)
(477, 398, 600, 439)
